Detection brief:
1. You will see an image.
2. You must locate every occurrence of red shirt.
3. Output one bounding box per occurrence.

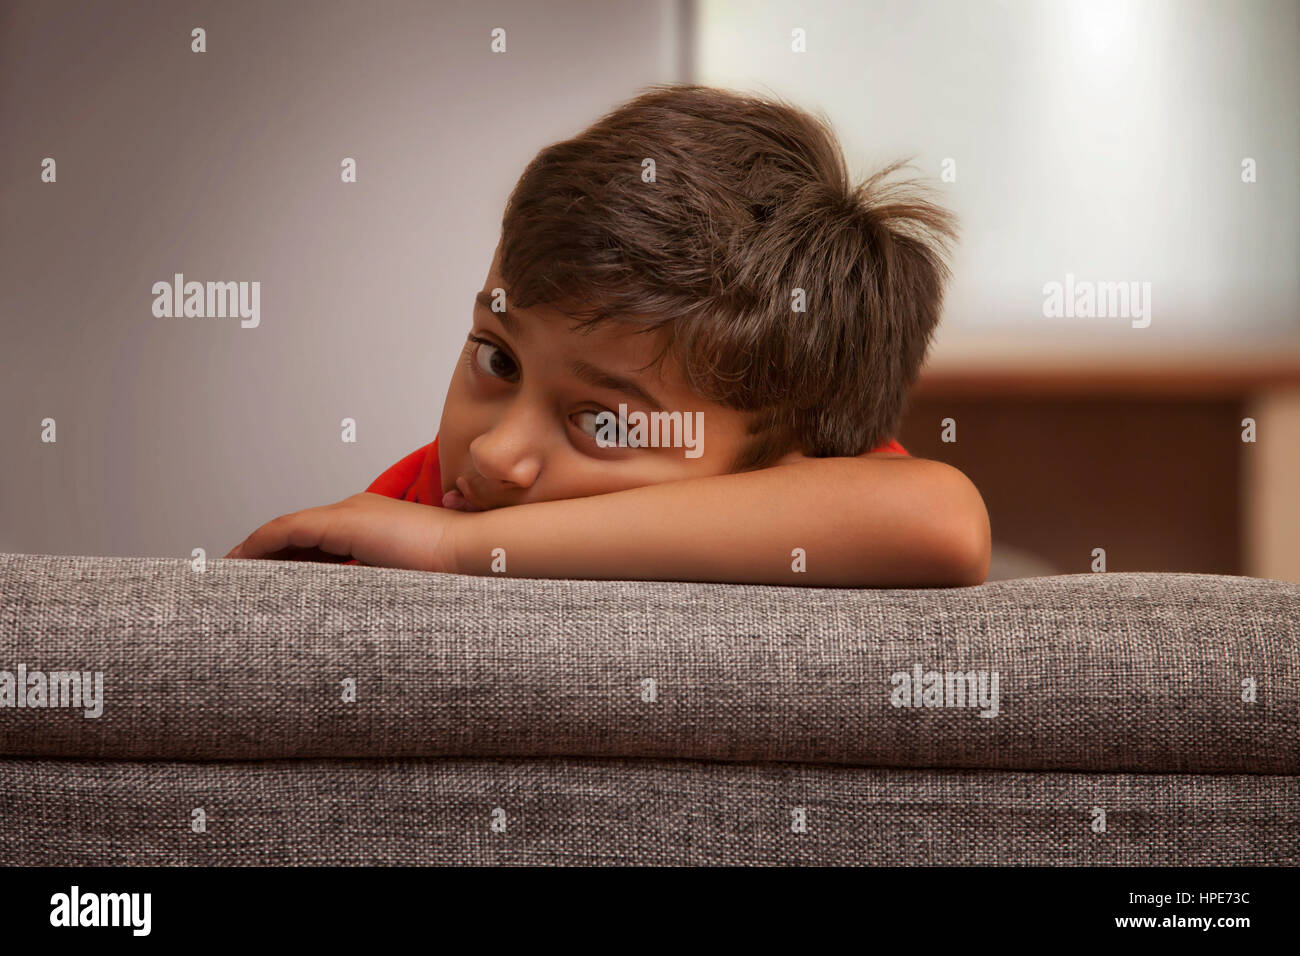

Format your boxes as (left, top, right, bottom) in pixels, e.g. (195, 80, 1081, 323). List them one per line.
(364, 436, 445, 504)
(363, 433, 909, 504)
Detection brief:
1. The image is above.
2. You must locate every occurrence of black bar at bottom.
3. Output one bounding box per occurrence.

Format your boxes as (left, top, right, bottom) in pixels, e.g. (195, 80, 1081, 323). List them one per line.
(0, 865, 1280, 942)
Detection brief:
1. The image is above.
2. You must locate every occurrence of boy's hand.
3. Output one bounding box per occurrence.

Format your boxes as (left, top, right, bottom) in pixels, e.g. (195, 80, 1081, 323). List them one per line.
(224, 493, 461, 571)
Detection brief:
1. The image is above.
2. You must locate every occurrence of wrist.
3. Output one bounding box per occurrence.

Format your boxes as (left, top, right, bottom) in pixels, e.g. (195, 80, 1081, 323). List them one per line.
(445, 507, 492, 576)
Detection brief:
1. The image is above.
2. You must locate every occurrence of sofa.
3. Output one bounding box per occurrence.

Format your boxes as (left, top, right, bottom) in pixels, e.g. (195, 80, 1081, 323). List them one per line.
(1, 551, 1296, 866)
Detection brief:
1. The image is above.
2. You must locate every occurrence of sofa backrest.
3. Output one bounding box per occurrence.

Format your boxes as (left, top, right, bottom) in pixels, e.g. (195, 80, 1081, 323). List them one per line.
(1, 553, 1297, 772)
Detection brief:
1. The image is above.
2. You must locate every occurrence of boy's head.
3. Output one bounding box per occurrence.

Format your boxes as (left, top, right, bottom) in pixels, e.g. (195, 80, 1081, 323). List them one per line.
(438, 83, 958, 511)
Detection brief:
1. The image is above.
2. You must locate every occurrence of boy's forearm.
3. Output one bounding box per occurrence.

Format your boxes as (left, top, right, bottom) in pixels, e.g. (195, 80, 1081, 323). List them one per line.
(451, 457, 990, 587)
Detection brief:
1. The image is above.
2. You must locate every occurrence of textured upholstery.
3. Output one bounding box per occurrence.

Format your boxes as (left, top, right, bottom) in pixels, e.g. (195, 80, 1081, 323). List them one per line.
(1, 552, 1297, 865)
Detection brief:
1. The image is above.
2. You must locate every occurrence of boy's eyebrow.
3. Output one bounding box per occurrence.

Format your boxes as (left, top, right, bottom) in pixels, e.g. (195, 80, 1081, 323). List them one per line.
(474, 289, 667, 412)
(475, 290, 523, 337)
(567, 359, 666, 413)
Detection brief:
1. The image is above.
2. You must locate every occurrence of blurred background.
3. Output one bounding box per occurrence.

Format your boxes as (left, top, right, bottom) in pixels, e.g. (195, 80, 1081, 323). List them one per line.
(2, 0, 1297, 580)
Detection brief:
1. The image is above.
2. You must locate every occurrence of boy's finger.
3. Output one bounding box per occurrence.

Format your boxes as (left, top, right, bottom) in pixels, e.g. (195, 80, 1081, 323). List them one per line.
(236, 514, 303, 559)
(280, 546, 353, 563)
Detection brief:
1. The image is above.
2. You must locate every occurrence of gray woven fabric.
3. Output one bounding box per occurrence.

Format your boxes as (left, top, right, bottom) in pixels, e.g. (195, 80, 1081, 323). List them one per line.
(1, 757, 1294, 866)
(1, 553, 1296, 771)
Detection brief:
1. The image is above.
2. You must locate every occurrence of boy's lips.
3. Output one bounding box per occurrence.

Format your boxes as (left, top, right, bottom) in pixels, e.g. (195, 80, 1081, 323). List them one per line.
(442, 477, 486, 512)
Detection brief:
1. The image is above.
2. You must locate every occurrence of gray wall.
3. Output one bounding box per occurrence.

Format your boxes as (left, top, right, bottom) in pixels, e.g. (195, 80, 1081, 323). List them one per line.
(0, 0, 686, 557)
(697, 0, 1300, 358)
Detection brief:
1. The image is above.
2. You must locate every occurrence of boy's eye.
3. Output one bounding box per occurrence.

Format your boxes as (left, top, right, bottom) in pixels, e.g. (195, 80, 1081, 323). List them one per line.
(573, 410, 649, 448)
(468, 336, 518, 381)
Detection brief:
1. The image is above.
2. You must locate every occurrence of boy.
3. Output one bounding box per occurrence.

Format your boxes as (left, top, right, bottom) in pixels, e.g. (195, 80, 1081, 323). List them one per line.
(227, 84, 990, 587)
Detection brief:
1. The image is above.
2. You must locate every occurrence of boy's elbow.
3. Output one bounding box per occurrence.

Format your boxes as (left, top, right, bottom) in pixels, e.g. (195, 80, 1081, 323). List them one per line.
(836, 457, 991, 588)
(918, 462, 991, 587)
(946, 469, 992, 586)
(948, 516, 991, 586)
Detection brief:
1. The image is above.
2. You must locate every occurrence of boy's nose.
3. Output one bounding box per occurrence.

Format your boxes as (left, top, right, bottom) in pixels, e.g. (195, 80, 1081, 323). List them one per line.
(468, 427, 543, 491)
(470, 452, 542, 494)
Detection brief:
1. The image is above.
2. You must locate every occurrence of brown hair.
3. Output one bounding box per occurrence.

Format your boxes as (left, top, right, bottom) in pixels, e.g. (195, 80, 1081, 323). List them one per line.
(497, 83, 959, 472)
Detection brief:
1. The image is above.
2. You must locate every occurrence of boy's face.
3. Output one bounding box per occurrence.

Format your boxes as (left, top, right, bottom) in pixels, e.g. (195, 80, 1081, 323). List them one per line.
(437, 244, 772, 511)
